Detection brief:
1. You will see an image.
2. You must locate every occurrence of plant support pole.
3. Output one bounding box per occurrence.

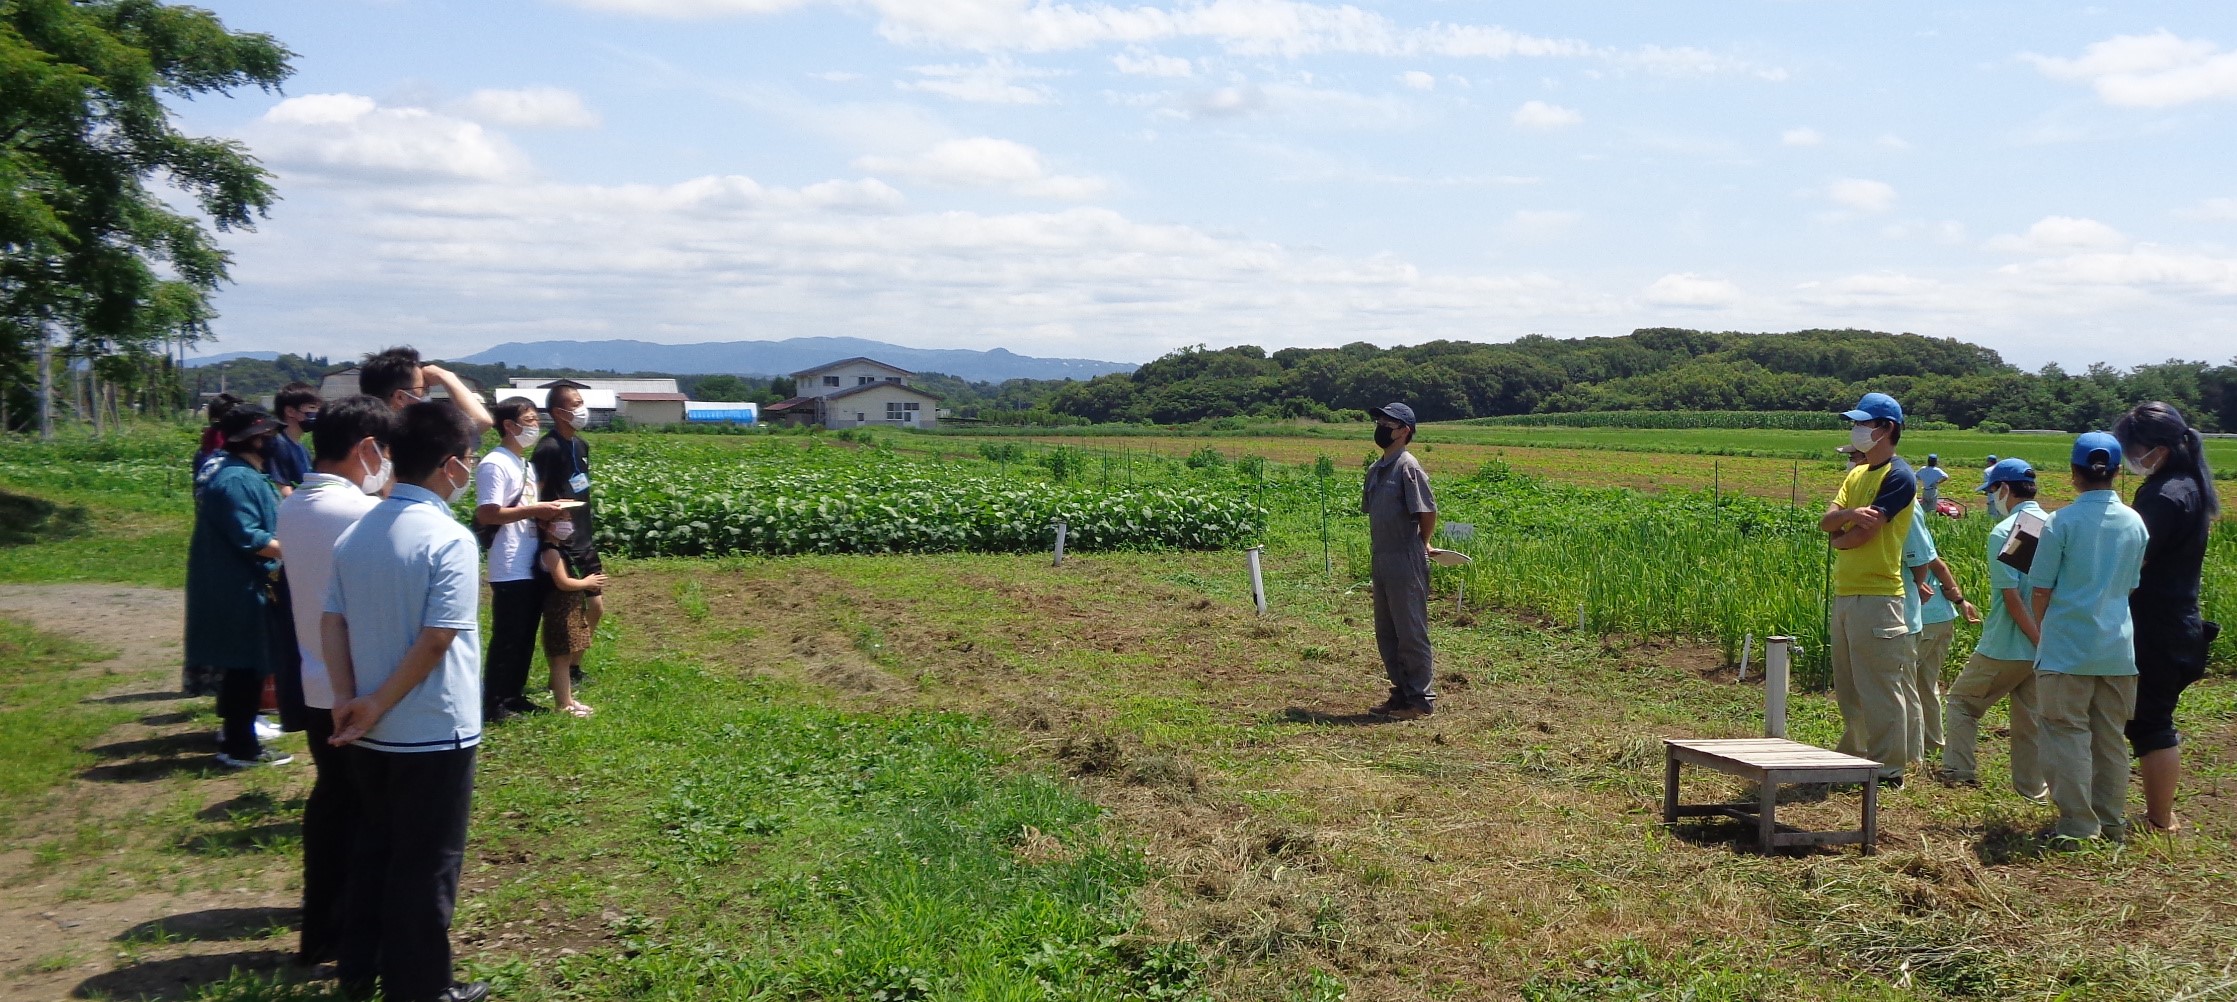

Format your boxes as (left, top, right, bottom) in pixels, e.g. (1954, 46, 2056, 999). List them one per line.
(1051, 519, 1067, 566)
(1246, 545, 1267, 615)
(1739, 634, 1754, 681)
(1765, 636, 1792, 738)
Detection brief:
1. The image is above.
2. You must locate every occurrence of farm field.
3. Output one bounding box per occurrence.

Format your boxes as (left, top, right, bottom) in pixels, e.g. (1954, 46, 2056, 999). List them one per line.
(2, 425, 2235, 1001)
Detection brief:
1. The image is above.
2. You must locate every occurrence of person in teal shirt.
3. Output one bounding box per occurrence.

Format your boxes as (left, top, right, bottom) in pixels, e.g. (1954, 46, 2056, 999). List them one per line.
(1901, 506, 1978, 764)
(1940, 460, 2046, 797)
(2029, 433, 2150, 842)
(185, 407, 290, 768)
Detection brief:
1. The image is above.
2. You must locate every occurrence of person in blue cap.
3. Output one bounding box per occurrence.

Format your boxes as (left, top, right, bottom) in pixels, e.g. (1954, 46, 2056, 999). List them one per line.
(1940, 459, 2048, 798)
(2028, 432, 2148, 845)
(1362, 402, 1438, 720)
(1820, 391, 1921, 786)
(1917, 454, 1947, 514)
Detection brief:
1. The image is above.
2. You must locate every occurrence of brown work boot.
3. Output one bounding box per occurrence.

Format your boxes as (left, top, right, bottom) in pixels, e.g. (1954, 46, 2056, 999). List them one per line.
(1372, 702, 1432, 721)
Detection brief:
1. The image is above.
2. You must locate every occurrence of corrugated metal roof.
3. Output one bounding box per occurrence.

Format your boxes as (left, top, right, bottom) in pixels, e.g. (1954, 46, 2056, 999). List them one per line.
(497, 388, 617, 410)
(509, 377, 679, 394)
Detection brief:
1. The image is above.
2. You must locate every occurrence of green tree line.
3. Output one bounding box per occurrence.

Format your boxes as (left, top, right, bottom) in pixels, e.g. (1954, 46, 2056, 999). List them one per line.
(1041, 329, 2237, 432)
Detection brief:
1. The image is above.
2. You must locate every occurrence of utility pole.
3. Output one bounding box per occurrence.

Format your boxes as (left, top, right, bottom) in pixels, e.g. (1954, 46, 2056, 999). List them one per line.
(37, 328, 53, 441)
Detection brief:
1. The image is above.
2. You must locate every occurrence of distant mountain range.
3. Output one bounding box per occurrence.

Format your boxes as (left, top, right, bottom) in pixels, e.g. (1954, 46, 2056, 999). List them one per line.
(458, 337, 1136, 384)
(183, 351, 281, 367)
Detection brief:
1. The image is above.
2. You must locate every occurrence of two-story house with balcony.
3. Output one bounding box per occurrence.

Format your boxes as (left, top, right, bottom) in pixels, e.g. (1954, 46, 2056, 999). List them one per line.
(763, 357, 941, 429)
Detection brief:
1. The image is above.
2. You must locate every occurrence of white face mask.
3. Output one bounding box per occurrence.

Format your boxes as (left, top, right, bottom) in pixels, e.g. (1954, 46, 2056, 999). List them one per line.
(358, 452, 393, 496)
(550, 519, 575, 542)
(568, 406, 591, 428)
(1986, 489, 2005, 518)
(510, 422, 539, 449)
(443, 457, 472, 505)
(1848, 424, 1879, 453)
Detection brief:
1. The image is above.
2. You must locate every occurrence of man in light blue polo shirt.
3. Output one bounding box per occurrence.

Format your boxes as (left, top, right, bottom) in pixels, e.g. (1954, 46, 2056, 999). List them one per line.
(1942, 460, 2047, 798)
(2029, 432, 2149, 844)
(322, 401, 490, 1002)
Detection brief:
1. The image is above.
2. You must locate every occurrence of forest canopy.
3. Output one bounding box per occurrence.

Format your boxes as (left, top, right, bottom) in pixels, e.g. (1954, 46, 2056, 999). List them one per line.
(1040, 328, 2237, 433)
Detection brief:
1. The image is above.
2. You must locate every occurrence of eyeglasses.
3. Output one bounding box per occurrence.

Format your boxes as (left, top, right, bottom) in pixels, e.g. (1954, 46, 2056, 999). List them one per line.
(404, 385, 429, 399)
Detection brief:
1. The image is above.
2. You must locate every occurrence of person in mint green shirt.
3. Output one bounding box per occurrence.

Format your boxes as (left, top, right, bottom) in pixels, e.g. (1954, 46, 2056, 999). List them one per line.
(1940, 460, 2046, 796)
(2028, 433, 2149, 843)
(1901, 506, 1978, 764)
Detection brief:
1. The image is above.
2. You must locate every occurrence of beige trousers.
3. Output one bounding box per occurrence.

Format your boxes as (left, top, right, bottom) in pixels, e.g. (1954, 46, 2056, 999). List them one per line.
(1910, 620, 1956, 753)
(1941, 653, 2045, 799)
(1830, 595, 1918, 780)
(2034, 672, 2138, 840)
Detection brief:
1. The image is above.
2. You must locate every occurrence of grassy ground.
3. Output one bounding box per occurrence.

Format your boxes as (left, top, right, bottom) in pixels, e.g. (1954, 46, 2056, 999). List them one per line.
(4, 425, 2235, 1000)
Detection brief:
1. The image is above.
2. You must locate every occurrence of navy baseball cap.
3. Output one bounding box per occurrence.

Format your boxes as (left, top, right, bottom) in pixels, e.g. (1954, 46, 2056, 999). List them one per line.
(217, 406, 282, 441)
(1369, 402, 1417, 427)
(1839, 392, 1904, 425)
(1977, 458, 2035, 492)
(2071, 431, 2121, 468)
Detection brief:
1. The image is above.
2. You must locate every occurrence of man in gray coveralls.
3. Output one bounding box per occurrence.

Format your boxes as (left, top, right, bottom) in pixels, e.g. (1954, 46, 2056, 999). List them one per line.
(1363, 402, 1439, 720)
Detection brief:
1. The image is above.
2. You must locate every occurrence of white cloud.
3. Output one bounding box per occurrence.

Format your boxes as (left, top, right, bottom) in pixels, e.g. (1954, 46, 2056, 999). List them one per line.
(1998, 248, 2237, 296)
(1618, 44, 1788, 80)
(214, 165, 1632, 362)
(251, 93, 527, 181)
(2024, 31, 2237, 107)
(1112, 49, 1192, 77)
(1398, 70, 1436, 90)
(1825, 177, 1897, 214)
(898, 57, 1064, 104)
(855, 137, 1109, 198)
(1642, 273, 1740, 308)
(1986, 216, 2130, 254)
(1511, 99, 1582, 129)
(1500, 210, 1579, 241)
(449, 87, 601, 128)
(2180, 196, 2237, 221)
(1875, 133, 1911, 150)
(563, 0, 1600, 60)
(1780, 126, 1823, 147)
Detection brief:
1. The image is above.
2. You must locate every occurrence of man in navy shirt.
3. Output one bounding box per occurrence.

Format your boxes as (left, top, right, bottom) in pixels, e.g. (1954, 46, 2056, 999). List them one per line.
(266, 382, 320, 494)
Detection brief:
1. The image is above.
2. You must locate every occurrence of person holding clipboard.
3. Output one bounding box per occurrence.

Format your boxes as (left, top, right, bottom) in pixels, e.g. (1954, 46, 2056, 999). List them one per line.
(1939, 459, 2048, 798)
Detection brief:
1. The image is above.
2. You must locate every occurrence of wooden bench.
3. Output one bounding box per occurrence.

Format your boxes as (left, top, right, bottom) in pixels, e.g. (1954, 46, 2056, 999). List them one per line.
(1662, 738, 1882, 854)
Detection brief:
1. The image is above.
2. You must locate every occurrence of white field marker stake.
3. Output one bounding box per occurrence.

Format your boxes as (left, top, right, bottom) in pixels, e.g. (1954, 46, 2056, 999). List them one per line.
(1739, 634, 1754, 682)
(1246, 545, 1267, 615)
(1764, 635, 1792, 738)
(1051, 519, 1068, 566)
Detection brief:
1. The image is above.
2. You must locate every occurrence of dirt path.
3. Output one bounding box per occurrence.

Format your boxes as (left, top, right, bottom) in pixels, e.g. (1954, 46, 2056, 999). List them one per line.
(0, 585, 307, 1002)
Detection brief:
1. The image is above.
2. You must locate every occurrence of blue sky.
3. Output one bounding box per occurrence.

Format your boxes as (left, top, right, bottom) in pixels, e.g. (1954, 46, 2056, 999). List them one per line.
(176, 1, 2237, 368)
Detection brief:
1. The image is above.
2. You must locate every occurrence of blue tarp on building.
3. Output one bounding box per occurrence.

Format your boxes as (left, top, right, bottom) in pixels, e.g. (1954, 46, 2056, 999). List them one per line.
(686, 402, 758, 424)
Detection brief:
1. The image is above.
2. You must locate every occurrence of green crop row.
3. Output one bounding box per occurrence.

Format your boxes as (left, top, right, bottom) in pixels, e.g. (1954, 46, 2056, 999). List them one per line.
(589, 444, 1265, 557)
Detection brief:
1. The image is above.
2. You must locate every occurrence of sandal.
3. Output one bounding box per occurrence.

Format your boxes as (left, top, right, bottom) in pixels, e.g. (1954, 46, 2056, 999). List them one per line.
(2137, 815, 2187, 836)
(564, 702, 595, 718)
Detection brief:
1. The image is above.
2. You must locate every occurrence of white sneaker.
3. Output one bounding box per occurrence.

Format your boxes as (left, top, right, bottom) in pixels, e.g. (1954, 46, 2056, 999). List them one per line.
(215, 749, 294, 769)
(253, 716, 284, 741)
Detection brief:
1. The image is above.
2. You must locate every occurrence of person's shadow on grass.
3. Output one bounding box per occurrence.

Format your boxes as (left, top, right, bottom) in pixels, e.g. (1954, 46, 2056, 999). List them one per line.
(1277, 707, 1400, 726)
(72, 949, 313, 1001)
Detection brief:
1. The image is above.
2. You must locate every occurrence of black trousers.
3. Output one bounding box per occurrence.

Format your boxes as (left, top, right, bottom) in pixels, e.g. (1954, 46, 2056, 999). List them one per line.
(299, 709, 355, 962)
(2127, 605, 2210, 757)
(485, 578, 548, 711)
(340, 745, 476, 1002)
(216, 667, 265, 760)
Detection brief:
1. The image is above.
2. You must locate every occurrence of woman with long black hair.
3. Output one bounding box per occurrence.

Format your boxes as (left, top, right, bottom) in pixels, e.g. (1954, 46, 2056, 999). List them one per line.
(2112, 401, 2221, 834)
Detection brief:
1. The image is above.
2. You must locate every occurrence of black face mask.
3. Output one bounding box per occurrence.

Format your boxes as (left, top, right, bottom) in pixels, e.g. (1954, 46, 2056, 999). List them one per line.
(1374, 426, 1397, 449)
